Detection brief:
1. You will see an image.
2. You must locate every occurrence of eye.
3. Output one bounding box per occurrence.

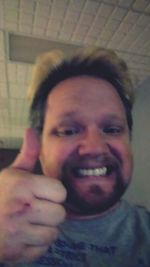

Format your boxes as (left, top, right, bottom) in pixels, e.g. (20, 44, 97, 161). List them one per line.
(55, 127, 80, 137)
(103, 126, 123, 135)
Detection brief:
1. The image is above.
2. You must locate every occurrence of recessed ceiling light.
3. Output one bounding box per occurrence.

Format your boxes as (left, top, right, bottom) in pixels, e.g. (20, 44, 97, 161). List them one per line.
(9, 33, 83, 64)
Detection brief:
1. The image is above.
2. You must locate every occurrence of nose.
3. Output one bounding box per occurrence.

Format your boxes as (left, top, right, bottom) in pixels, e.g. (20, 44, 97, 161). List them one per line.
(78, 128, 109, 156)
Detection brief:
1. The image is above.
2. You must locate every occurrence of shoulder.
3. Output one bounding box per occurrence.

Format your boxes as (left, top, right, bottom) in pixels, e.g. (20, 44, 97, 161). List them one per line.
(127, 201, 150, 219)
(123, 200, 150, 231)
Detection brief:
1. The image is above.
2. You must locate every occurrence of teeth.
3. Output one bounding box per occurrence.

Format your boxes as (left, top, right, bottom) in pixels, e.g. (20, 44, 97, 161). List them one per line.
(78, 167, 107, 176)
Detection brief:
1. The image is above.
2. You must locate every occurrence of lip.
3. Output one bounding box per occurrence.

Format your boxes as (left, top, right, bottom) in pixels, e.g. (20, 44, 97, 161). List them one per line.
(72, 164, 116, 179)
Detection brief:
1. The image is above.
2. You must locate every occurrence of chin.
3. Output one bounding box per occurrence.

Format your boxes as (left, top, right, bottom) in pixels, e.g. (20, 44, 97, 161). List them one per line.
(64, 179, 129, 218)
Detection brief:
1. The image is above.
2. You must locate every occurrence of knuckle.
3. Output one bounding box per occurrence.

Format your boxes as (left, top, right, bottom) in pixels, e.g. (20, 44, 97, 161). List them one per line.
(54, 204, 66, 222)
(25, 245, 49, 262)
(56, 182, 67, 202)
(58, 205, 66, 222)
(50, 227, 59, 241)
(38, 227, 59, 245)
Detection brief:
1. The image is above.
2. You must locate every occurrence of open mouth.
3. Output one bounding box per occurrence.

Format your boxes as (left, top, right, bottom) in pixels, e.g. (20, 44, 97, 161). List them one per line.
(73, 165, 114, 178)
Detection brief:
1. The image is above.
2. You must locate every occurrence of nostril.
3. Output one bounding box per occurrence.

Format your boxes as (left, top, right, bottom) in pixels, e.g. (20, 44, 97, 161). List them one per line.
(78, 134, 108, 156)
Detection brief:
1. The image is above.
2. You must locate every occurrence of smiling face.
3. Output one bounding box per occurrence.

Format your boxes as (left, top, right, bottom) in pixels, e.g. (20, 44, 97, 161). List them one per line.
(40, 76, 133, 218)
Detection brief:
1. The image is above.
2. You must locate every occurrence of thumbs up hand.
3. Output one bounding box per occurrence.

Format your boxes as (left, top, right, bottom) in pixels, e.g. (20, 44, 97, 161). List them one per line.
(0, 128, 66, 263)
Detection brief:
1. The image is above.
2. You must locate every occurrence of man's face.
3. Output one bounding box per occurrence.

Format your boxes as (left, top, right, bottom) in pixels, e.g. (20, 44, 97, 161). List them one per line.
(40, 76, 133, 217)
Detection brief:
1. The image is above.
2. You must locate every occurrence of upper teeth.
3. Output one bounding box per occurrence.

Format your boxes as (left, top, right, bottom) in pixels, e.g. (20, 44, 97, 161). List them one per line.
(78, 167, 107, 176)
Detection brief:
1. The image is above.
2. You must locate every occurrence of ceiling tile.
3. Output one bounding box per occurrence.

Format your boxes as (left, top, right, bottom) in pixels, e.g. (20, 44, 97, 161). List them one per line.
(0, 83, 8, 97)
(33, 27, 45, 36)
(0, 126, 10, 137)
(0, 112, 9, 128)
(96, 39, 108, 47)
(87, 27, 102, 37)
(73, 25, 89, 36)
(93, 17, 107, 29)
(35, 2, 51, 17)
(71, 34, 85, 43)
(118, 0, 134, 8)
(5, 20, 18, 31)
(0, 6, 4, 29)
(84, 0, 100, 15)
(11, 126, 26, 138)
(1, 0, 150, 149)
(100, 30, 114, 40)
(0, 0, 3, 9)
(20, 0, 35, 14)
(133, 0, 149, 12)
(85, 35, 97, 45)
(66, 10, 81, 22)
(9, 83, 27, 98)
(19, 12, 33, 25)
(34, 17, 48, 29)
(99, 3, 114, 18)
(26, 65, 32, 85)
(79, 14, 95, 26)
(145, 2, 150, 13)
(118, 22, 134, 34)
(0, 31, 5, 60)
(4, 0, 19, 9)
(0, 98, 9, 110)
(61, 22, 76, 33)
(104, 19, 120, 32)
(46, 29, 59, 39)
(53, 0, 69, 8)
(7, 63, 17, 83)
(123, 10, 140, 24)
(47, 19, 62, 31)
(9, 98, 28, 121)
(129, 25, 145, 39)
(51, 7, 66, 19)
(19, 24, 32, 34)
(37, 0, 52, 6)
(16, 64, 28, 83)
(111, 7, 127, 21)
(4, 8, 18, 23)
(137, 14, 150, 27)
(59, 31, 72, 41)
(68, 0, 85, 12)
(110, 32, 127, 47)
(103, 0, 119, 4)
(0, 62, 6, 82)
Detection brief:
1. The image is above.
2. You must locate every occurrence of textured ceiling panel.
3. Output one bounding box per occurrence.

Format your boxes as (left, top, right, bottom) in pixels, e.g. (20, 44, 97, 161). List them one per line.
(0, 0, 149, 148)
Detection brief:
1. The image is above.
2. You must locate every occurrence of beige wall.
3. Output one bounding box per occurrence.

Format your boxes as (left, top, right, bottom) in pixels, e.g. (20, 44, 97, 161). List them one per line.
(125, 77, 150, 209)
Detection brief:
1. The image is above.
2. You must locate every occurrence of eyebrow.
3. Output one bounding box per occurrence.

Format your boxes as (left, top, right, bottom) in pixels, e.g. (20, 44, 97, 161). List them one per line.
(57, 112, 126, 124)
(57, 111, 79, 120)
(103, 114, 125, 122)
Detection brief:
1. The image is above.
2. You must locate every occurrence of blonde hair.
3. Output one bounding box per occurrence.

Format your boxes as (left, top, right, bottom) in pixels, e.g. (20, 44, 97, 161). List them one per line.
(29, 46, 134, 134)
(28, 49, 64, 104)
(28, 47, 134, 105)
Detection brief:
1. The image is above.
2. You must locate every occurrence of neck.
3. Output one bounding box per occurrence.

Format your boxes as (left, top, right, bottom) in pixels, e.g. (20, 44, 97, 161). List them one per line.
(65, 201, 121, 220)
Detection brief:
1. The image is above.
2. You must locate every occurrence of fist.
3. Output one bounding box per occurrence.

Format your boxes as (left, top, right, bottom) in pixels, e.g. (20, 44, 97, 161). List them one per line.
(0, 128, 66, 263)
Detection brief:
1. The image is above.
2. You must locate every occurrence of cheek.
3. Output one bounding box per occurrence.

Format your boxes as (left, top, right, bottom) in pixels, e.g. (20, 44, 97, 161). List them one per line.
(40, 140, 75, 178)
(124, 146, 133, 178)
(118, 142, 133, 180)
(110, 140, 133, 176)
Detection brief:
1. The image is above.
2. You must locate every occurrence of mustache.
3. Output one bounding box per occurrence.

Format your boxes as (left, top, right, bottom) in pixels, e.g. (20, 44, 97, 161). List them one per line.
(61, 153, 121, 174)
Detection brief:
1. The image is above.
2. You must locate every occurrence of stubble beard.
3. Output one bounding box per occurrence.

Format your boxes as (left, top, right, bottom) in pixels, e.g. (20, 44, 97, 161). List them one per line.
(61, 158, 129, 216)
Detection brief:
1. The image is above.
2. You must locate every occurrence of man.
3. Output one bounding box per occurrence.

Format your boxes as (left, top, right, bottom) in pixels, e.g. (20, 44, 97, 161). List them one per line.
(0, 47, 149, 267)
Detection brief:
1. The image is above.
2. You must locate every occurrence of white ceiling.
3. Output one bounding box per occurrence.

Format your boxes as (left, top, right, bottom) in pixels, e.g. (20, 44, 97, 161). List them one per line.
(0, 0, 150, 149)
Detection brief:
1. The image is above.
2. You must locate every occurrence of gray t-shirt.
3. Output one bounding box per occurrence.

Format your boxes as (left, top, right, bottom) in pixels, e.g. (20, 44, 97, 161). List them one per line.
(2, 200, 150, 267)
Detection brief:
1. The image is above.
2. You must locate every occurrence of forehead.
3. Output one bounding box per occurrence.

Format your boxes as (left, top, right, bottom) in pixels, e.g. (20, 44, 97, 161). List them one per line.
(46, 76, 126, 119)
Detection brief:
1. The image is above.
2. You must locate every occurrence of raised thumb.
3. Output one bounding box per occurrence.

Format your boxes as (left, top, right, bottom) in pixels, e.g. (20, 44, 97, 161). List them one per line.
(12, 128, 40, 172)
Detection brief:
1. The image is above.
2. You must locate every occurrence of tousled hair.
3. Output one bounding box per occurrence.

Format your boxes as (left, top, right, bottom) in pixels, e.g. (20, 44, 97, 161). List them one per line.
(28, 47, 134, 134)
